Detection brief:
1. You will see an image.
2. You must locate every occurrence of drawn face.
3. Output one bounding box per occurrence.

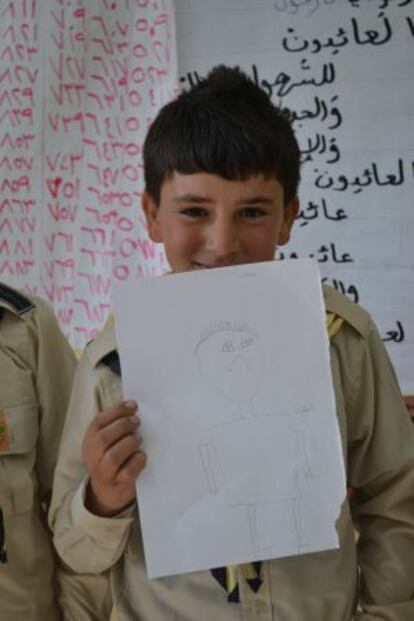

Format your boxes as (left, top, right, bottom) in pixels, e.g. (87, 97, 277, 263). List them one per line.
(195, 329, 263, 401)
(142, 172, 298, 273)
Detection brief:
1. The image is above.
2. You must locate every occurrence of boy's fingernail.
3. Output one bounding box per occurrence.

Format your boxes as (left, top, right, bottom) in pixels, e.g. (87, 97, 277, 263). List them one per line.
(125, 400, 137, 410)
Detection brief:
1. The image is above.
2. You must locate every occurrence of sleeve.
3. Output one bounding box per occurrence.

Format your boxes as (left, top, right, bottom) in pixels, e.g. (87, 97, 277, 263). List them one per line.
(49, 352, 135, 575)
(31, 299, 77, 500)
(345, 321, 414, 620)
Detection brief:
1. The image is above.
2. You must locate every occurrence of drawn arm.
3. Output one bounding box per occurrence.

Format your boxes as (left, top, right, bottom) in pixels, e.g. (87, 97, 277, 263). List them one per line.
(199, 442, 219, 495)
(297, 430, 313, 479)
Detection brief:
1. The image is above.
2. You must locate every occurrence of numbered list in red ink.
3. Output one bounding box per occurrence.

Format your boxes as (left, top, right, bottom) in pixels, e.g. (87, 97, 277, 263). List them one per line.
(76, 0, 178, 349)
(0, 0, 40, 295)
(41, 0, 88, 341)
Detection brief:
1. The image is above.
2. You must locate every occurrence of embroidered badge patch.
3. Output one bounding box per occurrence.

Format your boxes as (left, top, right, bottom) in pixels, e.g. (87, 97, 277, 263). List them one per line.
(0, 411, 10, 450)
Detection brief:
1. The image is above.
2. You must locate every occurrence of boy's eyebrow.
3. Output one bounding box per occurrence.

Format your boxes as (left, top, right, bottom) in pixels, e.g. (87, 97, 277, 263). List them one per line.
(173, 194, 275, 205)
(173, 194, 212, 204)
(236, 196, 275, 206)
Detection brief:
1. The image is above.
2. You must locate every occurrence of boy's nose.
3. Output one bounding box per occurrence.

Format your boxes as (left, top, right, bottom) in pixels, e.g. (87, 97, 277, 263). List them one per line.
(206, 218, 241, 261)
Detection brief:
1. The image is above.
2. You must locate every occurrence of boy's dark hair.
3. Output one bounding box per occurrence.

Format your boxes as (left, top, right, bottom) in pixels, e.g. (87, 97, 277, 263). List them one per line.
(143, 65, 301, 206)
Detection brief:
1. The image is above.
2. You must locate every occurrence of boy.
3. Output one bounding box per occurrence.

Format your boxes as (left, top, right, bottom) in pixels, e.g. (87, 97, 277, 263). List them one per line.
(49, 66, 414, 620)
(0, 283, 75, 619)
(0, 282, 112, 620)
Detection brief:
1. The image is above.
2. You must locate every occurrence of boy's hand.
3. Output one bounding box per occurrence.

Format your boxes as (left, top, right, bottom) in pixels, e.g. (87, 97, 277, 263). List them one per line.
(82, 400, 146, 517)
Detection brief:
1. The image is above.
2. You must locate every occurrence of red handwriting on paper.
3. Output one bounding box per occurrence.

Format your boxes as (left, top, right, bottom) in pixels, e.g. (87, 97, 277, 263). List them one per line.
(44, 232, 74, 253)
(74, 298, 111, 323)
(0, 1, 39, 286)
(44, 283, 74, 305)
(46, 176, 63, 198)
(47, 202, 79, 222)
(0, 2, 176, 346)
(106, 1, 176, 290)
(78, 272, 111, 296)
(1, 1, 178, 346)
(41, 2, 88, 341)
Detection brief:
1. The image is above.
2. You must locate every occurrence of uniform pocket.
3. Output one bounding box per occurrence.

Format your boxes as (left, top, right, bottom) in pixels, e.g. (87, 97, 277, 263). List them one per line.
(0, 403, 38, 455)
(0, 404, 37, 517)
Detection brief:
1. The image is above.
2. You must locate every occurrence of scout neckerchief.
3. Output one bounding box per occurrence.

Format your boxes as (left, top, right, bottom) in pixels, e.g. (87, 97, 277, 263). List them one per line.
(212, 311, 344, 603)
(102, 311, 344, 603)
(211, 563, 262, 603)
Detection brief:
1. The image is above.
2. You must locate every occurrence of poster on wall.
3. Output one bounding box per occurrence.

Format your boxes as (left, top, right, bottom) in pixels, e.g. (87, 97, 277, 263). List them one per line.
(175, 0, 414, 392)
(0, 0, 177, 351)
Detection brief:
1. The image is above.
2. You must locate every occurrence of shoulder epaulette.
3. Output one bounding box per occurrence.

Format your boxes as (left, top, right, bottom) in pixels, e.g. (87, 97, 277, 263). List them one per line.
(85, 322, 120, 375)
(97, 313, 120, 375)
(326, 312, 343, 340)
(322, 285, 371, 338)
(101, 350, 122, 377)
(0, 282, 34, 315)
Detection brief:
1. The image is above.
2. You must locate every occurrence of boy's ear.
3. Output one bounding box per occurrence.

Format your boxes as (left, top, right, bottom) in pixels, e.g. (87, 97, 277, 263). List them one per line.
(142, 191, 163, 243)
(277, 196, 299, 246)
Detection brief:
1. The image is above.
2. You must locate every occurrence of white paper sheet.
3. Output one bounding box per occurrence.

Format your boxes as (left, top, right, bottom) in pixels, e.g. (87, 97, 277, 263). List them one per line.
(114, 258, 347, 578)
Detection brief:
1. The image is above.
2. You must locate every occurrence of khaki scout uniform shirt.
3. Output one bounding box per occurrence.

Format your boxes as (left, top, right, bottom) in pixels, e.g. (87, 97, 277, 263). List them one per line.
(0, 283, 110, 621)
(50, 286, 414, 621)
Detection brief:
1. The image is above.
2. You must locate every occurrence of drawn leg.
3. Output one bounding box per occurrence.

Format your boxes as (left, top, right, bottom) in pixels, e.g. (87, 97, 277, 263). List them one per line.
(247, 504, 272, 557)
(247, 504, 260, 555)
(291, 498, 309, 554)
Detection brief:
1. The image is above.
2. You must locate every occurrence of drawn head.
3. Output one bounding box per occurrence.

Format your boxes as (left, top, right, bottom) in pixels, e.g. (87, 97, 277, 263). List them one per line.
(143, 65, 301, 206)
(194, 321, 264, 401)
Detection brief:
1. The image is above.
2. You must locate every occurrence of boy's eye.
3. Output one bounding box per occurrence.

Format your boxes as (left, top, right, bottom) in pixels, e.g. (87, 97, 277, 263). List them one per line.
(180, 207, 208, 218)
(239, 207, 266, 218)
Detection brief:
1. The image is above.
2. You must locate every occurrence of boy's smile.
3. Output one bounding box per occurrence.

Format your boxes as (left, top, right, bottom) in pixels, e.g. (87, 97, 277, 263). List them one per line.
(142, 172, 299, 273)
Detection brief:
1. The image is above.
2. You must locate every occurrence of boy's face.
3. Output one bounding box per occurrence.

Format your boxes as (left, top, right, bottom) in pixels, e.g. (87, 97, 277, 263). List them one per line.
(142, 172, 298, 272)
